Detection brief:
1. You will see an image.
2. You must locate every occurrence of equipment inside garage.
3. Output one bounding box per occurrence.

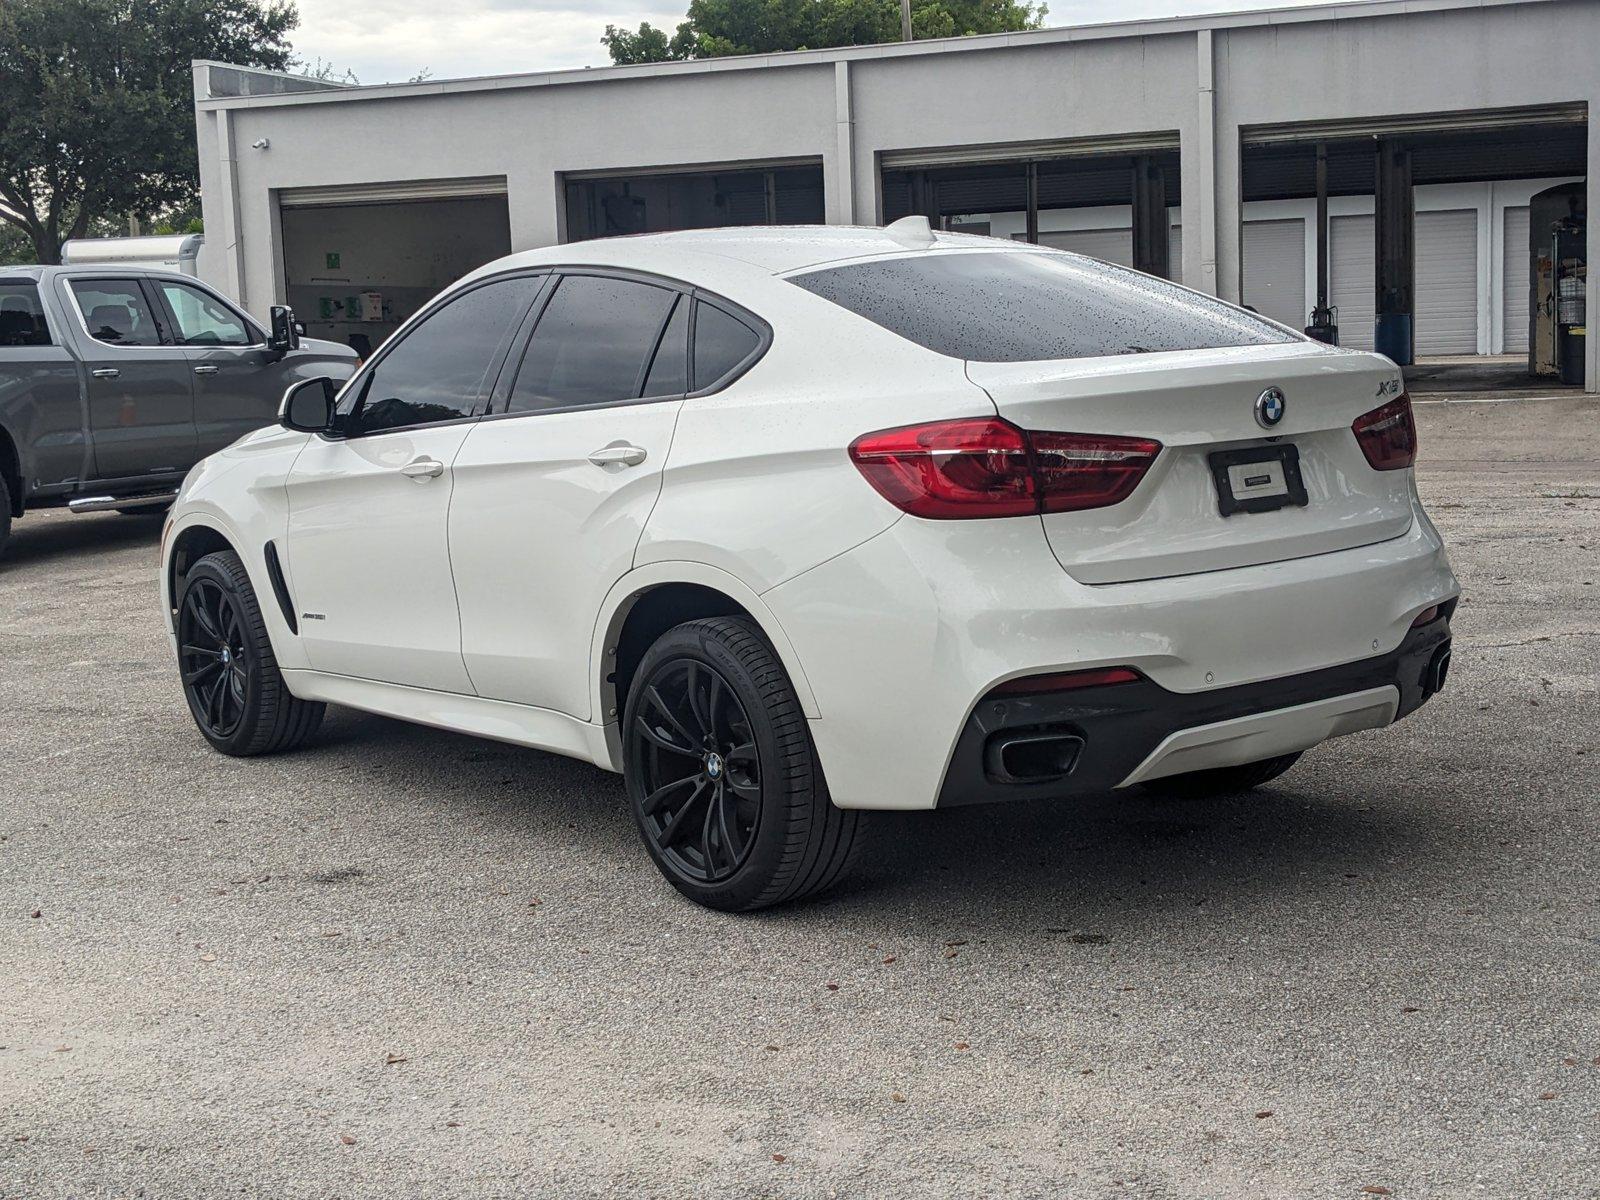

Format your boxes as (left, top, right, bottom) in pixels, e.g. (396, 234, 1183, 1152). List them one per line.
(564, 163, 824, 241)
(279, 182, 512, 354)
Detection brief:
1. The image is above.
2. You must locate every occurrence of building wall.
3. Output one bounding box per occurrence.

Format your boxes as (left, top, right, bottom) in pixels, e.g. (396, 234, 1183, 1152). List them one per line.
(194, 0, 1600, 389)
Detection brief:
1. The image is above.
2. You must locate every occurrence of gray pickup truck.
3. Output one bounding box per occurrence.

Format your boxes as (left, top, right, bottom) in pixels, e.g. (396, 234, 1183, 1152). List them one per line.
(0, 264, 357, 559)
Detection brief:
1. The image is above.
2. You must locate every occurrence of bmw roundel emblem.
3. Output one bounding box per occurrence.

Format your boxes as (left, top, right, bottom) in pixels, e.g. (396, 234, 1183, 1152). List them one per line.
(1255, 387, 1287, 429)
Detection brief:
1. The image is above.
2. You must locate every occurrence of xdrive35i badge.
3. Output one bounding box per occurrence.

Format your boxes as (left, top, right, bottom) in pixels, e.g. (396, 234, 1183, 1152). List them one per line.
(1255, 387, 1286, 429)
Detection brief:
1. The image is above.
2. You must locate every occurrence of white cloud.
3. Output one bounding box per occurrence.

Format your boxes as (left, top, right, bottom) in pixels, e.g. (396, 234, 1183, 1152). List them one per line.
(289, 0, 1334, 85)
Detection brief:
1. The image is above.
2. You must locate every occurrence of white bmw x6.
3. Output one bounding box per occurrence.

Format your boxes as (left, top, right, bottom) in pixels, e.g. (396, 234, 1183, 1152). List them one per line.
(162, 220, 1458, 910)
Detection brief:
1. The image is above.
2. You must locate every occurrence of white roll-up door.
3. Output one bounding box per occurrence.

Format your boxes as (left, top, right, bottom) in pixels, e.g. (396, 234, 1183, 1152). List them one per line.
(1502, 205, 1530, 354)
(1243, 219, 1307, 331)
(1168, 225, 1182, 284)
(1331, 215, 1376, 350)
(1034, 228, 1134, 267)
(1415, 209, 1478, 354)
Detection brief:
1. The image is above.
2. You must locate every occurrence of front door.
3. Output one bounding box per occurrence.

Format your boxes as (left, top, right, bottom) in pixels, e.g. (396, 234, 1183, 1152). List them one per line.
(283, 271, 545, 693)
(450, 272, 696, 720)
(147, 275, 285, 456)
(61, 276, 196, 481)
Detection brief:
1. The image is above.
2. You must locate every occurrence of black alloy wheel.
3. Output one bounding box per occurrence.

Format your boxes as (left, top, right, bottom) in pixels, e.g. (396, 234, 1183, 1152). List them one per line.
(629, 658, 760, 885)
(175, 549, 325, 756)
(622, 617, 867, 911)
(180, 575, 250, 740)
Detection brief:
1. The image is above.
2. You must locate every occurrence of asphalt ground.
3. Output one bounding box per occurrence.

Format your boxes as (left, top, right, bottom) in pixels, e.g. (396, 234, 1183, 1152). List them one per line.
(2, 393, 1597, 1198)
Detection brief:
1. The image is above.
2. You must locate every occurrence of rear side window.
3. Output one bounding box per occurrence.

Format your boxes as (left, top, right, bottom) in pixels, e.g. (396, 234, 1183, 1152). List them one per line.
(693, 302, 760, 390)
(788, 250, 1295, 362)
(0, 282, 51, 346)
(70, 279, 163, 347)
(641, 295, 689, 398)
(341, 274, 543, 436)
(507, 275, 678, 413)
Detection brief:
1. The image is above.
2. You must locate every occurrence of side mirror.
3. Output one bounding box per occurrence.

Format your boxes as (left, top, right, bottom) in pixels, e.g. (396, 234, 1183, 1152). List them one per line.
(268, 305, 301, 353)
(280, 376, 336, 433)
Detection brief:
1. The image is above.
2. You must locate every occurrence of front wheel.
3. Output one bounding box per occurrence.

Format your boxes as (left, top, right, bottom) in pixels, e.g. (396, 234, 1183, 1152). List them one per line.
(177, 549, 324, 756)
(623, 617, 866, 912)
(1139, 752, 1301, 799)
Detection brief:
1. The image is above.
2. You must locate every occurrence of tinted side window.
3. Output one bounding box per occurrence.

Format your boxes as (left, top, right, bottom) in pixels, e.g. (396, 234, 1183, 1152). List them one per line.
(693, 302, 760, 390)
(70, 280, 163, 347)
(0, 282, 51, 347)
(640, 295, 689, 398)
(342, 275, 543, 436)
(507, 275, 678, 413)
(789, 250, 1295, 362)
(157, 280, 252, 346)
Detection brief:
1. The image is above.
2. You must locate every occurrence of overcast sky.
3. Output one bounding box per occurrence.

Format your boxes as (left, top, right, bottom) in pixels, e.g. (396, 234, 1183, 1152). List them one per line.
(290, 0, 1335, 85)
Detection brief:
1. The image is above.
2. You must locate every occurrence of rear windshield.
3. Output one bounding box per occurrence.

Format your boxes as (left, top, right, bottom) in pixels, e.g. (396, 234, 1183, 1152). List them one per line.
(788, 249, 1296, 362)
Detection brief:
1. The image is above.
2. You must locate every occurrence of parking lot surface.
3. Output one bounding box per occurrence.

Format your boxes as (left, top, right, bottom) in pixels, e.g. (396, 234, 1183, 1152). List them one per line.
(2, 394, 1597, 1198)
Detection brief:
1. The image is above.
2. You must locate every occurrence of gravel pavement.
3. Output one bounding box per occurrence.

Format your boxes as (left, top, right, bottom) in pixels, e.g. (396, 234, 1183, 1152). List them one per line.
(2, 393, 1597, 1198)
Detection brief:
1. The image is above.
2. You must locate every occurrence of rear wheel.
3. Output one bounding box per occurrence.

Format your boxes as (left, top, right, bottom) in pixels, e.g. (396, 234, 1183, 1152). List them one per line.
(1140, 752, 1301, 799)
(623, 617, 865, 911)
(177, 550, 324, 756)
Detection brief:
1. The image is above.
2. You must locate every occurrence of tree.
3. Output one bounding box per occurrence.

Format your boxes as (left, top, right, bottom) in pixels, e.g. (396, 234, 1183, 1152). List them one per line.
(603, 0, 1047, 64)
(0, 0, 296, 264)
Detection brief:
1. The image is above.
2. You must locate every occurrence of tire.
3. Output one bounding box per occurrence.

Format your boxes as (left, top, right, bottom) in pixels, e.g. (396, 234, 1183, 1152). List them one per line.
(622, 617, 866, 912)
(176, 549, 325, 756)
(1139, 752, 1302, 799)
(0, 471, 11, 562)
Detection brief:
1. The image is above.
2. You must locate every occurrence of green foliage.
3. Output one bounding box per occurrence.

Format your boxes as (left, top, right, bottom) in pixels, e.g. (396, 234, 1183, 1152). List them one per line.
(603, 0, 1046, 64)
(0, 0, 295, 263)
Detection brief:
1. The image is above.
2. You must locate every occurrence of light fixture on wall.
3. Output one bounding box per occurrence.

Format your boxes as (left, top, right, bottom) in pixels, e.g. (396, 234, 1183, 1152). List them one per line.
(251, 138, 271, 150)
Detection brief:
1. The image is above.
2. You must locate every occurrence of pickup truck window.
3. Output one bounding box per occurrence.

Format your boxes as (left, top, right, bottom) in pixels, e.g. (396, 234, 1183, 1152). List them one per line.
(156, 280, 253, 347)
(68, 280, 164, 347)
(0, 282, 51, 347)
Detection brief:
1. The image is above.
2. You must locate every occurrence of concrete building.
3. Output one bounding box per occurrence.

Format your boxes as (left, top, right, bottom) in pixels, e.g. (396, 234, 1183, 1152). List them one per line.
(192, 0, 1599, 390)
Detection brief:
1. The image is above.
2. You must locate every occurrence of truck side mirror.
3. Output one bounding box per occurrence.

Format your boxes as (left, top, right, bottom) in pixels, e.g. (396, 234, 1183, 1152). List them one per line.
(269, 305, 301, 353)
(280, 376, 336, 433)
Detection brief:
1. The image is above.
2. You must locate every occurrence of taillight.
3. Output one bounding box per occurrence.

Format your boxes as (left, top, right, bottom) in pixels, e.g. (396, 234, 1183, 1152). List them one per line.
(848, 418, 1160, 520)
(1352, 394, 1417, 471)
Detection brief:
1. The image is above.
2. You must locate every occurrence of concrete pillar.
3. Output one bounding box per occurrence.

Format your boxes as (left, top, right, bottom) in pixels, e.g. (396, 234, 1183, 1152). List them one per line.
(1587, 108, 1598, 392)
(828, 62, 856, 225)
(1374, 138, 1415, 365)
(1131, 155, 1171, 279)
(1186, 29, 1219, 296)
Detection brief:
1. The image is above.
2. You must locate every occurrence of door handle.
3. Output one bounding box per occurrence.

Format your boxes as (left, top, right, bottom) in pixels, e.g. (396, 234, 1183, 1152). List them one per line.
(399, 457, 445, 480)
(92, 368, 120, 379)
(193, 365, 219, 376)
(588, 443, 648, 468)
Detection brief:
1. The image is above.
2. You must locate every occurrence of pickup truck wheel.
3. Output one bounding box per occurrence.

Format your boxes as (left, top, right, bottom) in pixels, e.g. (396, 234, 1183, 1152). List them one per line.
(0, 472, 11, 561)
(623, 617, 866, 912)
(177, 550, 324, 756)
(1139, 752, 1302, 799)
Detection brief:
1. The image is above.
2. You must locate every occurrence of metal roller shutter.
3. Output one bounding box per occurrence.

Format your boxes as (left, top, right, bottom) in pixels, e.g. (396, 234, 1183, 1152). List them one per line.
(1502, 205, 1530, 354)
(1034, 228, 1134, 267)
(1168, 225, 1182, 284)
(1415, 209, 1478, 354)
(1243, 218, 1306, 331)
(1331, 215, 1376, 350)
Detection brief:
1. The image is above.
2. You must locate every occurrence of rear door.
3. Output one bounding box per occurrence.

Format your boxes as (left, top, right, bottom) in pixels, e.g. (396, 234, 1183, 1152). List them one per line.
(60, 276, 196, 481)
(284, 272, 545, 693)
(449, 272, 715, 720)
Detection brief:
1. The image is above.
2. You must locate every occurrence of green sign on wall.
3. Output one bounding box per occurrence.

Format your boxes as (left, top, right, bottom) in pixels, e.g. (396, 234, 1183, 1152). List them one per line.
(325, 251, 341, 269)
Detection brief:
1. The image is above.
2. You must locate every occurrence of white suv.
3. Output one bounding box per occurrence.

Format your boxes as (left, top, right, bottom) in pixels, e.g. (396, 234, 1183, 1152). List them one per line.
(162, 221, 1458, 910)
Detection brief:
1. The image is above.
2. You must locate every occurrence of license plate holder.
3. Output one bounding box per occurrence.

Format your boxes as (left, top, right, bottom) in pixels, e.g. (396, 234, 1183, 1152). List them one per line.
(1207, 444, 1309, 517)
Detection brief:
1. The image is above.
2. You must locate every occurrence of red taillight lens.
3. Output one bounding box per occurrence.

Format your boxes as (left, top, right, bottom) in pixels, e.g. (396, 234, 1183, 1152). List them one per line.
(987, 666, 1143, 697)
(1031, 431, 1164, 513)
(848, 418, 1160, 520)
(1352, 394, 1417, 471)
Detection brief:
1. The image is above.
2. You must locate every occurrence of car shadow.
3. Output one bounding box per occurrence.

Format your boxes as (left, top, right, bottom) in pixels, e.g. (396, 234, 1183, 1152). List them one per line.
(300, 706, 1429, 930)
(1, 510, 164, 571)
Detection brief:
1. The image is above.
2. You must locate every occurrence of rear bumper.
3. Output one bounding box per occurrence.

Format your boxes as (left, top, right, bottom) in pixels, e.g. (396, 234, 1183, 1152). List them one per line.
(936, 608, 1452, 806)
(763, 497, 1458, 811)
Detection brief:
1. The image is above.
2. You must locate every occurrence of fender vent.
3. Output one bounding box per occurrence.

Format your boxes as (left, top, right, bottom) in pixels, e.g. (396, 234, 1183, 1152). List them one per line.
(263, 541, 298, 635)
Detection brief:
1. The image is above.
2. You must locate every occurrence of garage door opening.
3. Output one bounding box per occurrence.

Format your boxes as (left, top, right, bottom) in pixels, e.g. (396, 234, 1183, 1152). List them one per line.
(880, 141, 1182, 280)
(279, 182, 512, 355)
(564, 163, 824, 241)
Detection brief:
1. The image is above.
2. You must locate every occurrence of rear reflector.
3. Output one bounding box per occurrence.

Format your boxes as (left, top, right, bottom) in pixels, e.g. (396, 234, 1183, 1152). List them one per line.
(849, 418, 1160, 520)
(986, 666, 1143, 697)
(1410, 603, 1441, 628)
(1352, 394, 1417, 471)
